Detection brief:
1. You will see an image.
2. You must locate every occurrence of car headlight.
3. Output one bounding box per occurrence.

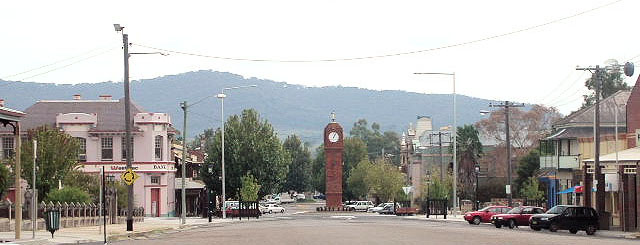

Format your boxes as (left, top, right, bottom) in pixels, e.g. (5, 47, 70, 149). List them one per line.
(540, 217, 548, 221)
(497, 217, 503, 220)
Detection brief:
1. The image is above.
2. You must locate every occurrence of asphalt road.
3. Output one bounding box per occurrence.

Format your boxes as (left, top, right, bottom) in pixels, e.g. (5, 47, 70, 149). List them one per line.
(110, 210, 638, 245)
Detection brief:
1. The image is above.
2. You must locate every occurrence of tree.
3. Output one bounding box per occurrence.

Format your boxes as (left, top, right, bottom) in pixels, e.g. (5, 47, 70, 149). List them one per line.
(201, 109, 290, 199)
(19, 126, 80, 201)
(425, 175, 452, 200)
(476, 105, 561, 157)
(0, 163, 10, 199)
(366, 159, 405, 202)
(311, 145, 326, 194)
(454, 124, 482, 200)
(342, 137, 368, 200)
(349, 119, 401, 165)
(521, 177, 544, 200)
(515, 149, 541, 197)
(477, 178, 507, 202)
(346, 159, 373, 200)
(582, 69, 630, 108)
(282, 135, 312, 192)
(239, 174, 260, 201)
(45, 186, 91, 203)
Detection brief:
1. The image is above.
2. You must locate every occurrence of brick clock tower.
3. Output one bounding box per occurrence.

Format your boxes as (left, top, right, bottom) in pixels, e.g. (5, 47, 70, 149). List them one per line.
(324, 112, 344, 207)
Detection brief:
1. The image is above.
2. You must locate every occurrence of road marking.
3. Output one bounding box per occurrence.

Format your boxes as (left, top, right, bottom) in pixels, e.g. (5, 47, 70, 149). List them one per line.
(330, 216, 356, 220)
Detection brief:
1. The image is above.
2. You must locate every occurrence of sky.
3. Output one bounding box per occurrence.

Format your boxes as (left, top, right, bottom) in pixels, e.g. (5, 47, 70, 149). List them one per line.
(2, 0, 640, 115)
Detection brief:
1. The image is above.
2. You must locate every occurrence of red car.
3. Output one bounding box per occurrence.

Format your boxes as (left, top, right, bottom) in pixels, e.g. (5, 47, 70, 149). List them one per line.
(491, 206, 545, 229)
(464, 206, 511, 225)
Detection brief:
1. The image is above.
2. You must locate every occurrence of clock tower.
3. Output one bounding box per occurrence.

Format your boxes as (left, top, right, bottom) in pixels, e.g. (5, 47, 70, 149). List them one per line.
(324, 112, 344, 207)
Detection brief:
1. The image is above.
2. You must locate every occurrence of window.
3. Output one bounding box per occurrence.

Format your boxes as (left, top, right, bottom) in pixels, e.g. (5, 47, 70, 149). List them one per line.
(76, 137, 86, 162)
(2, 137, 14, 159)
(154, 135, 163, 161)
(150, 176, 160, 184)
(121, 137, 134, 161)
(106, 175, 116, 182)
(101, 137, 113, 161)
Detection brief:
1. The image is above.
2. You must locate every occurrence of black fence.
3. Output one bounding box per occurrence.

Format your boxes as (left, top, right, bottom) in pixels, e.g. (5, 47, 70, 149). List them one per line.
(523, 199, 546, 208)
(425, 199, 448, 219)
(237, 201, 260, 220)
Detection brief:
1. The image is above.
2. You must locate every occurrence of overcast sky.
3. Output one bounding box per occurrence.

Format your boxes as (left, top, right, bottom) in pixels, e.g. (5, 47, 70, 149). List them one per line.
(2, 0, 639, 115)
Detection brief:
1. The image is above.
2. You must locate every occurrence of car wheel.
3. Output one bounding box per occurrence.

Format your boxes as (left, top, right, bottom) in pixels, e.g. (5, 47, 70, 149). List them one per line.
(494, 224, 502, 228)
(269, 210, 273, 214)
(586, 225, 597, 235)
(508, 219, 516, 229)
(569, 228, 578, 234)
(351, 207, 355, 212)
(472, 216, 481, 225)
(531, 226, 541, 231)
(281, 209, 285, 213)
(549, 223, 559, 232)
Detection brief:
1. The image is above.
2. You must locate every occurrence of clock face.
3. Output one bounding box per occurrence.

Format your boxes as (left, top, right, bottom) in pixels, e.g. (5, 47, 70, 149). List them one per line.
(328, 132, 340, 143)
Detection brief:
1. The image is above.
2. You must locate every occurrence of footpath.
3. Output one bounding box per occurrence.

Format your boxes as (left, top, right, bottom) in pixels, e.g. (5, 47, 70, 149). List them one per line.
(0, 217, 237, 244)
(404, 214, 640, 240)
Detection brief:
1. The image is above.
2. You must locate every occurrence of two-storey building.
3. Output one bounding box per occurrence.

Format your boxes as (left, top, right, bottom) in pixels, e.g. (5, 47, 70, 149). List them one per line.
(0, 95, 176, 217)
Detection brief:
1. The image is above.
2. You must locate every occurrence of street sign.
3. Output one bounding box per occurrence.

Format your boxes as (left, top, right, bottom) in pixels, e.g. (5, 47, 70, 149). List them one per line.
(402, 186, 413, 195)
(120, 168, 140, 185)
(505, 185, 511, 194)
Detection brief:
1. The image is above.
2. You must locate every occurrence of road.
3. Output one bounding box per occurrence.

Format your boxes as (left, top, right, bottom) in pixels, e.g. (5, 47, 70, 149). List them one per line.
(109, 205, 637, 245)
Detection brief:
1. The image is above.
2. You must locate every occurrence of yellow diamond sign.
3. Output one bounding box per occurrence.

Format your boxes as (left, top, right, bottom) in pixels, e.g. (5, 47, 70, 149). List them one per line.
(120, 168, 140, 185)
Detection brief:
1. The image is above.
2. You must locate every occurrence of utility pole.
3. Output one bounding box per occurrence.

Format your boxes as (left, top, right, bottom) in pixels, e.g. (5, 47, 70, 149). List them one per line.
(15, 124, 21, 239)
(32, 140, 36, 239)
(429, 131, 451, 181)
(180, 101, 188, 225)
(489, 101, 524, 207)
(114, 24, 134, 232)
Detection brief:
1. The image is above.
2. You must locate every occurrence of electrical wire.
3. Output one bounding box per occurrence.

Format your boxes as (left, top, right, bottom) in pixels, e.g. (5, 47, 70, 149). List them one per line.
(1, 46, 114, 79)
(133, 0, 623, 63)
(15, 47, 117, 81)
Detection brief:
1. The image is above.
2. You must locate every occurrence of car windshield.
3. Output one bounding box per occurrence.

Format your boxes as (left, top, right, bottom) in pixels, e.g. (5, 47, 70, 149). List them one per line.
(546, 206, 567, 214)
(507, 207, 522, 214)
(376, 203, 386, 207)
(478, 206, 491, 212)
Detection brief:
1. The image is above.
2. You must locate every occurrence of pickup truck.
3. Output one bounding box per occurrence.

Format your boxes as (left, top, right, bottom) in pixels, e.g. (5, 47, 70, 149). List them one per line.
(275, 193, 295, 204)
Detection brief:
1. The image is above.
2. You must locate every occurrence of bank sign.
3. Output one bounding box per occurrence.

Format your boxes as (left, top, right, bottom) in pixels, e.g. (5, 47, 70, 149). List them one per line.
(86, 163, 176, 173)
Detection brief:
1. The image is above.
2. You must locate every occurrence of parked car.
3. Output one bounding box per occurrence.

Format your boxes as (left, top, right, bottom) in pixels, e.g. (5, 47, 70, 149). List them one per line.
(491, 206, 545, 229)
(369, 203, 394, 213)
(260, 204, 286, 214)
(296, 194, 306, 200)
(345, 201, 374, 211)
(275, 193, 296, 204)
(378, 203, 396, 215)
(529, 205, 599, 235)
(464, 206, 511, 225)
(313, 193, 326, 200)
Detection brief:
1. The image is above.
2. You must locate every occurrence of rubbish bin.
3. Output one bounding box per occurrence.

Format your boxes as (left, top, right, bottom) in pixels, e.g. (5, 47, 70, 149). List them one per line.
(44, 210, 60, 238)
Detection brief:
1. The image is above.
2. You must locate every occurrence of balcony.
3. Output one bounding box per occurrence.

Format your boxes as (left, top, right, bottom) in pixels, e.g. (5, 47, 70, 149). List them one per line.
(539, 155, 580, 169)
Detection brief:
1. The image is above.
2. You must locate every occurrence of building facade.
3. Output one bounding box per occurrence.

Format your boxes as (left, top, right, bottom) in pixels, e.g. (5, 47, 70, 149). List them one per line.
(0, 95, 176, 217)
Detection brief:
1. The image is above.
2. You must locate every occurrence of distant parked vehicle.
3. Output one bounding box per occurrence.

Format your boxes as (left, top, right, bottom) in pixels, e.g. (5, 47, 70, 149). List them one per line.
(529, 205, 599, 235)
(296, 194, 306, 200)
(464, 206, 511, 225)
(275, 193, 296, 204)
(491, 206, 545, 229)
(313, 193, 326, 200)
(369, 203, 393, 213)
(261, 204, 286, 214)
(379, 204, 396, 215)
(345, 201, 374, 211)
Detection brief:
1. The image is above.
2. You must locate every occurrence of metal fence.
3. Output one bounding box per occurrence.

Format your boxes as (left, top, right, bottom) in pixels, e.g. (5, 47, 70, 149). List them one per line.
(425, 199, 448, 219)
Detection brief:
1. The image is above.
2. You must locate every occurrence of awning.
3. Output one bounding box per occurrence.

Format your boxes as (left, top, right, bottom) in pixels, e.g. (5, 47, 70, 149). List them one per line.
(557, 186, 577, 194)
(174, 178, 206, 189)
(583, 147, 640, 164)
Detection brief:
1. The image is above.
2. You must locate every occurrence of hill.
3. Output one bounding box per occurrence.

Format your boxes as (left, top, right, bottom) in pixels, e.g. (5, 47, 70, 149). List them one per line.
(0, 70, 501, 145)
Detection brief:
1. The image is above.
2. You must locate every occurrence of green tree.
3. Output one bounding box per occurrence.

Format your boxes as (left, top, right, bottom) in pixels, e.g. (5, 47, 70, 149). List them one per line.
(311, 145, 326, 194)
(346, 159, 373, 200)
(521, 177, 544, 200)
(239, 173, 260, 201)
(515, 149, 540, 197)
(282, 135, 312, 192)
(366, 159, 405, 202)
(19, 126, 80, 201)
(582, 69, 630, 108)
(45, 186, 91, 203)
(349, 119, 400, 165)
(425, 175, 452, 199)
(342, 137, 368, 200)
(453, 125, 482, 200)
(0, 163, 10, 199)
(201, 109, 290, 199)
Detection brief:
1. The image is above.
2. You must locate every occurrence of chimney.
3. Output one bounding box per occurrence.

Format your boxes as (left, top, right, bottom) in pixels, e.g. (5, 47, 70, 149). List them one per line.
(99, 95, 112, 100)
(0, 99, 4, 107)
(73, 94, 82, 100)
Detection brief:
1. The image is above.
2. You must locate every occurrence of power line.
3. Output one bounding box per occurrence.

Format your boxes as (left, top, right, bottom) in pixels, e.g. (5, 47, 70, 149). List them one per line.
(133, 0, 623, 63)
(15, 47, 117, 81)
(543, 73, 588, 105)
(1, 46, 114, 79)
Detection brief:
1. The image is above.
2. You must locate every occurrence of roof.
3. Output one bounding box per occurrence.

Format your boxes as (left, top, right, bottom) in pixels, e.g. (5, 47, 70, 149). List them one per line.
(583, 147, 640, 163)
(545, 127, 619, 140)
(554, 90, 630, 128)
(174, 178, 205, 189)
(0, 98, 145, 132)
(0, 106, 26, 122)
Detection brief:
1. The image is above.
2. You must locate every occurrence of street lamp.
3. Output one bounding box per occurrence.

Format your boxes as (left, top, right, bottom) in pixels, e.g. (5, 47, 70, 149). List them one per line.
(208, 165, 213, 222)
(114, 24, 167, 231)
(414, 72, 457, 216)
(474, 164, 480, 211)
(217, 85, 257, 219)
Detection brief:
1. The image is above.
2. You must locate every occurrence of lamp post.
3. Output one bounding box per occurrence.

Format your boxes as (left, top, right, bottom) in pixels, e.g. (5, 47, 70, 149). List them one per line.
(114, 24, 167, 231)
(414, 72, 457, 215)
(208, 165, 213, 222)
(474, 164, 480, 211)
(217, 85, 257, 219)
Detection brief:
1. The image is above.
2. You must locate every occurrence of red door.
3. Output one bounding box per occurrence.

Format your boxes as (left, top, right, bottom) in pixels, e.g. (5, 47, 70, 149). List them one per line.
(151, 188, 160, 217)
